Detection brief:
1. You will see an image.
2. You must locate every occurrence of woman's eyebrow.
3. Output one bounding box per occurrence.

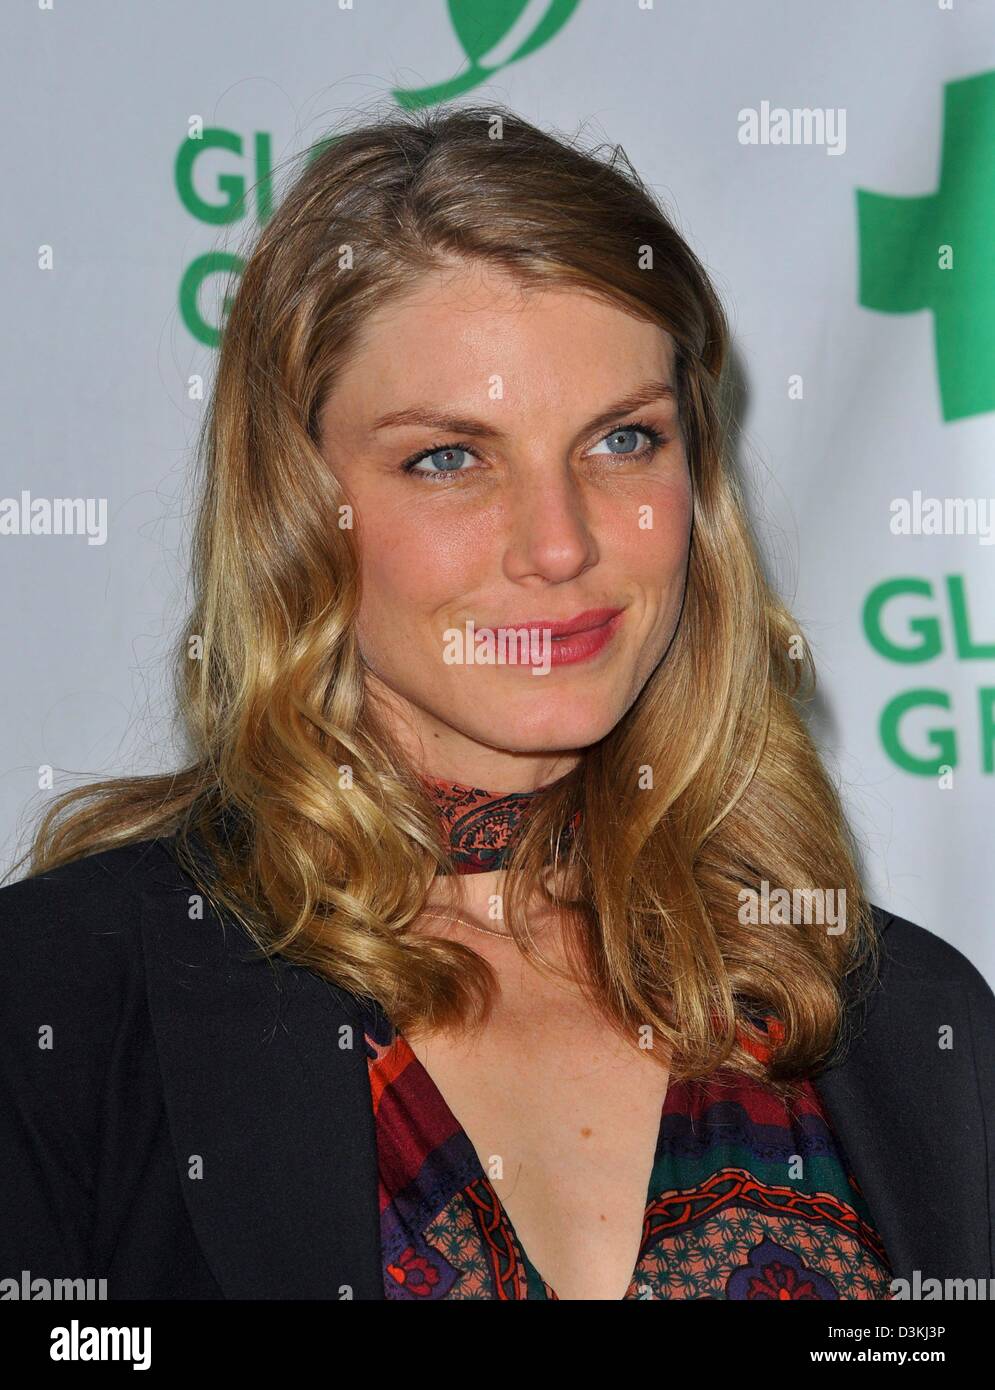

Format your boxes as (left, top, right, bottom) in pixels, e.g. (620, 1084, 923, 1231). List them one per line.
(370, 378, 677, 440)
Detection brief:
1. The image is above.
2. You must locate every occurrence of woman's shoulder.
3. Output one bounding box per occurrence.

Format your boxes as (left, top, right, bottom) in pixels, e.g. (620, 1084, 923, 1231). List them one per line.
(867, 904, 995, 1082)
(0, 834, 365, 1030)
(0, 836, 196, 1022)
(0, 836, 185, 947)
(872, 902, 995, 1005)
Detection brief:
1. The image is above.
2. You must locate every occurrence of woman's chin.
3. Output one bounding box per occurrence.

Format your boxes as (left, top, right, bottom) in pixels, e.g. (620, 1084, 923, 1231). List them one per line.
(458, 701, 618, 754)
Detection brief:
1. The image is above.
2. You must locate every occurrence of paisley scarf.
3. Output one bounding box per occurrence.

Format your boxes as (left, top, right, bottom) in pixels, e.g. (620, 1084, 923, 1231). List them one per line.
(421, 775, 580, 873)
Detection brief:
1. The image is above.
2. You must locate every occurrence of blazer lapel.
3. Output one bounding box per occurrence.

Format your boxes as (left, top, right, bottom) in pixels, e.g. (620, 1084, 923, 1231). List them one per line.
(811, 914, 991, 1287)
(139, 865, 384, 1300)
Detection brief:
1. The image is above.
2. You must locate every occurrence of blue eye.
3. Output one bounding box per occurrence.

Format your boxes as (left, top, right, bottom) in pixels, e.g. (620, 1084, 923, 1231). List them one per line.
(588, 424, 664, 457)
(401, 443, 478, 482)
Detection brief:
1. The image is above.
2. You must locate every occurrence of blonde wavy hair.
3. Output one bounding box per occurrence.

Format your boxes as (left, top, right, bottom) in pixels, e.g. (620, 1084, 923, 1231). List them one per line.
(13, 103, 878, 1092)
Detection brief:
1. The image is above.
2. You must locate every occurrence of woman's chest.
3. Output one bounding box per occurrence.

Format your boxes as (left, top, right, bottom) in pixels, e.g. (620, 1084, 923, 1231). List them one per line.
(365, 993, 895, 1301)
(405, 998, 671, 1299)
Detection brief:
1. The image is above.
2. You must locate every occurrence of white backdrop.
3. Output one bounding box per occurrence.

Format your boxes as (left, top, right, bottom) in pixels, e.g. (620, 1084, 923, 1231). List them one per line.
(2, 0, 993, 983)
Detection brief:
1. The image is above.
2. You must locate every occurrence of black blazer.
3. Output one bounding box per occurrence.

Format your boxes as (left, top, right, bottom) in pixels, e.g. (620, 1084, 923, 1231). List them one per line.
(1, 835, 993, 1300)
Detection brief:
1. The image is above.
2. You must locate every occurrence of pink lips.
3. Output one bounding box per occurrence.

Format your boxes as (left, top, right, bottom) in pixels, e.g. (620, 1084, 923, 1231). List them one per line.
(478, 607, 625, 667)
(501, 607, 624, 639)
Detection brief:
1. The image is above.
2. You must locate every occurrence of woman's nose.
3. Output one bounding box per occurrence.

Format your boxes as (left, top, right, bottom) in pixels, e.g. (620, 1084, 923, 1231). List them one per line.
(502, 463, 600, 583)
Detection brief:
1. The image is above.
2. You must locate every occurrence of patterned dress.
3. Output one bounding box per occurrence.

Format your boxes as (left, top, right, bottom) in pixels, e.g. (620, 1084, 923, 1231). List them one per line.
(358, 998, 894, 1301)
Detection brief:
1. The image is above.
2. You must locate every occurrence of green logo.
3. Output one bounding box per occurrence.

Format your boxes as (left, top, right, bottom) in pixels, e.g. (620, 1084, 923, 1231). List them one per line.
(393, 0, 582, 109)
(862, 574, 995, 775)
(856, 69, 995, 422)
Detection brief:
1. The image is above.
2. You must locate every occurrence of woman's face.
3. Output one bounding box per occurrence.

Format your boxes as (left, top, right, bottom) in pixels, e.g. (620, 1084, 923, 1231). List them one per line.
(318, 261, 693, 790)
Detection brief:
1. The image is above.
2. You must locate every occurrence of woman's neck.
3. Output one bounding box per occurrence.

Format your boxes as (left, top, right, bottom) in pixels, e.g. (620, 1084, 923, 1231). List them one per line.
(411, 772, 579, 964)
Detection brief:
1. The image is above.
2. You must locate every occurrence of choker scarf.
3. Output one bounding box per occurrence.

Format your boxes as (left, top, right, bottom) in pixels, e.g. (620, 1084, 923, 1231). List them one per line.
(421, 775, 581, 874)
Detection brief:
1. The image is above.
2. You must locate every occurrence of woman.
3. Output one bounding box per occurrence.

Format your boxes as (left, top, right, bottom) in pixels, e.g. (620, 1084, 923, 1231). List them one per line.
(1, 104, 992, 1303)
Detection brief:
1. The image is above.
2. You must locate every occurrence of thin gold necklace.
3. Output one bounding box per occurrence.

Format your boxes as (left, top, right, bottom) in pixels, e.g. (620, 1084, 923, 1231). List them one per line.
(417, 907, 550, 940)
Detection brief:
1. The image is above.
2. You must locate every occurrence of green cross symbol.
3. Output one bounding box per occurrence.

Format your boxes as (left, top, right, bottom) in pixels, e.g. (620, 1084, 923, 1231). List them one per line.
(856, 69, 995, 423)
